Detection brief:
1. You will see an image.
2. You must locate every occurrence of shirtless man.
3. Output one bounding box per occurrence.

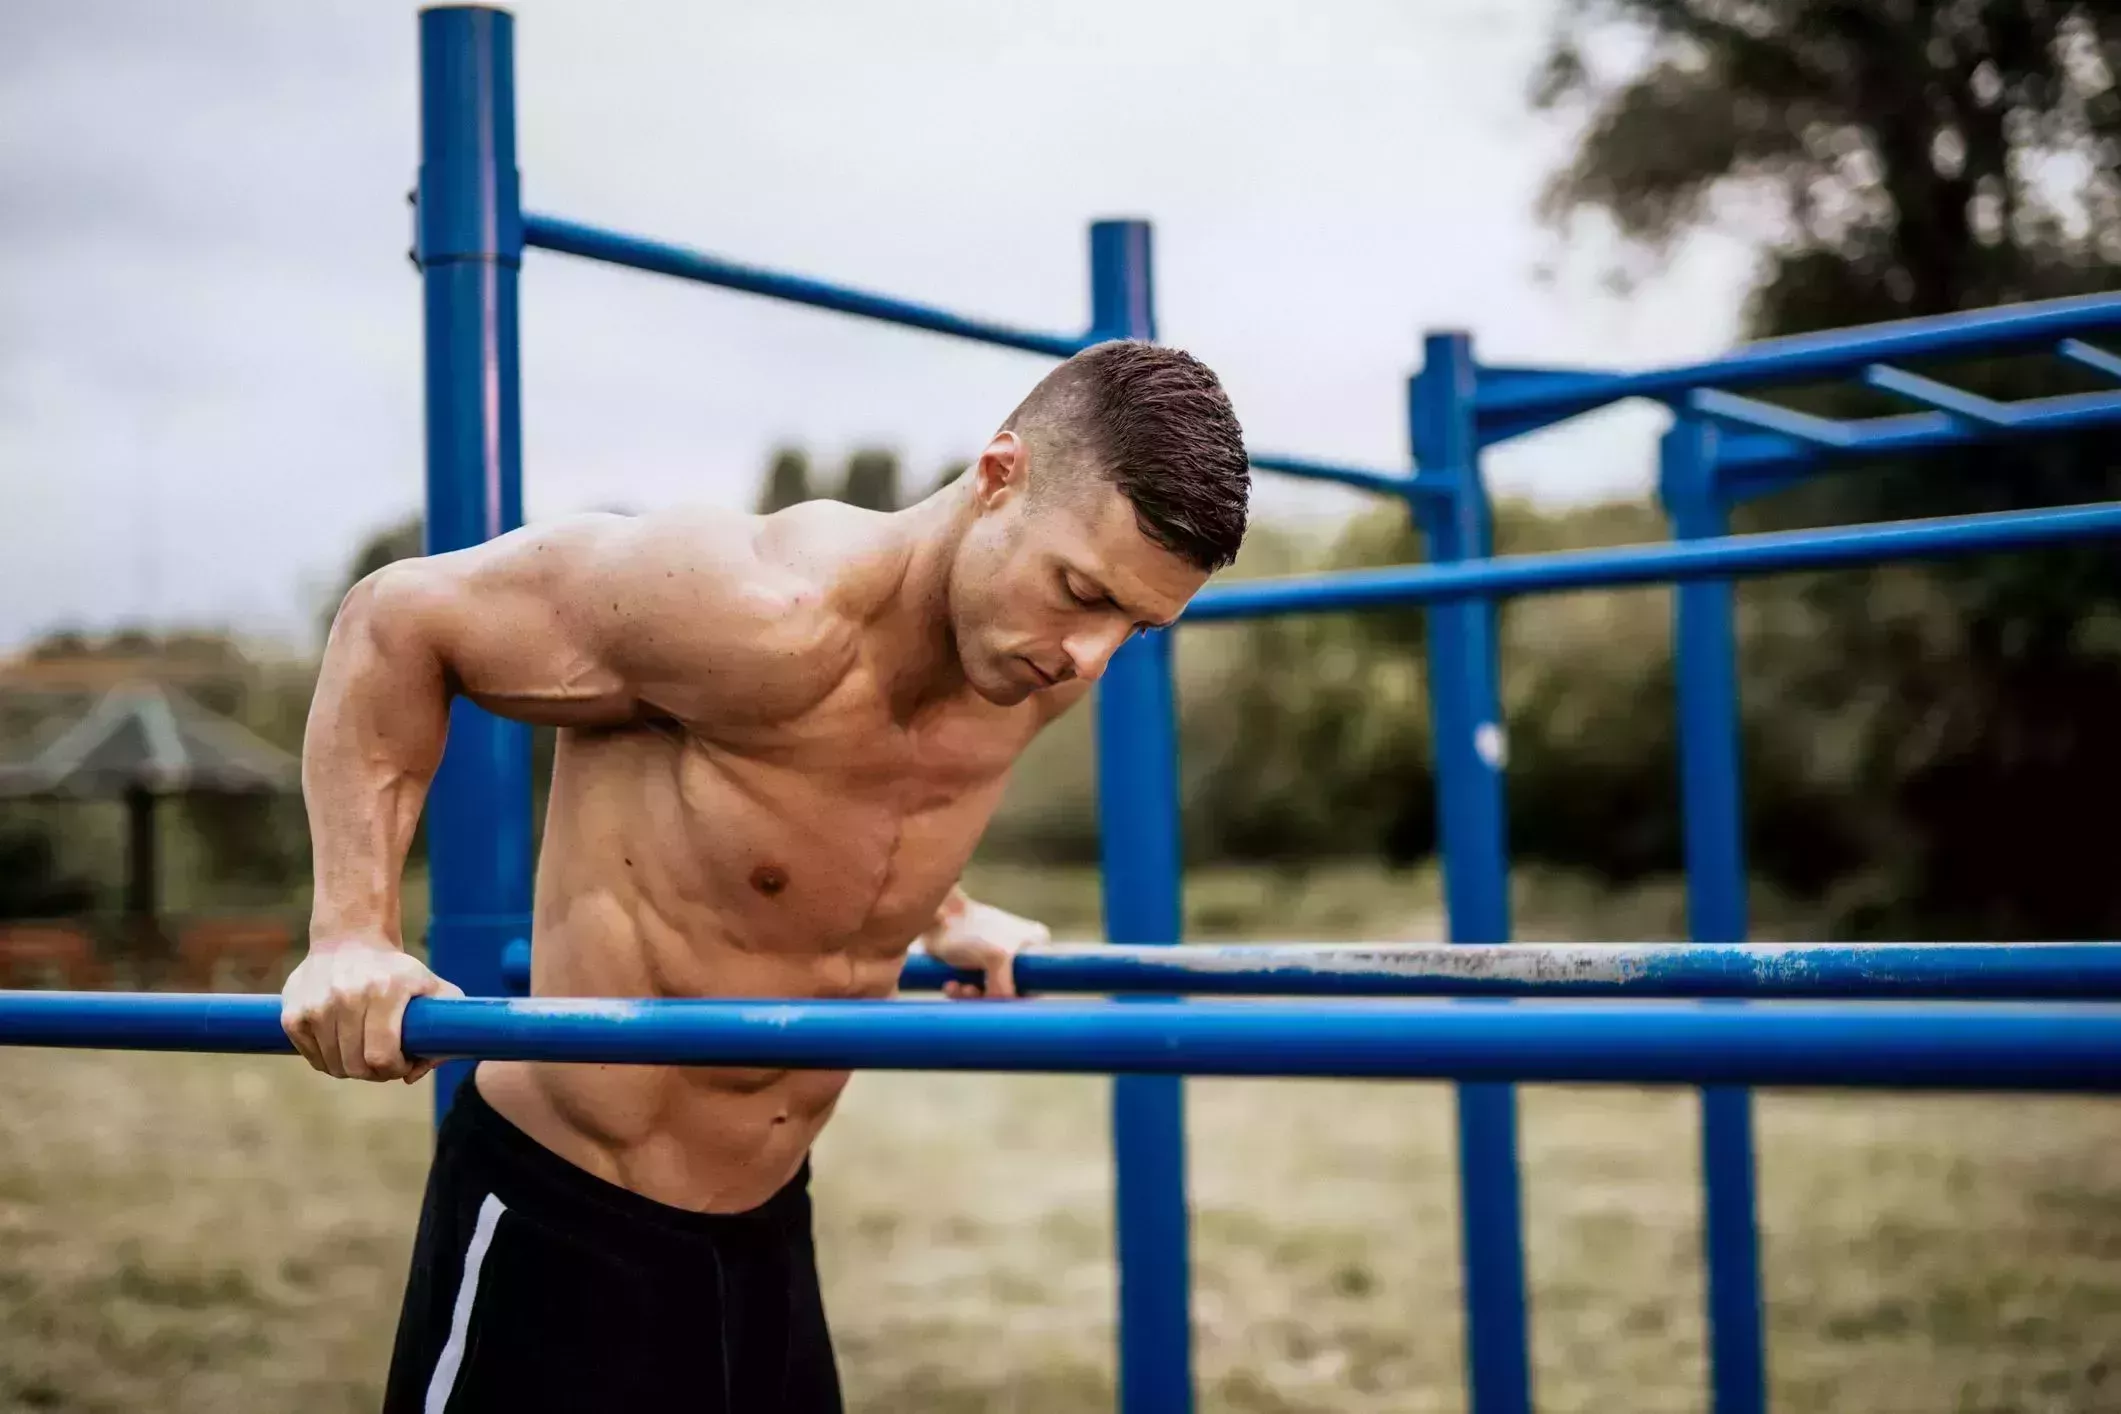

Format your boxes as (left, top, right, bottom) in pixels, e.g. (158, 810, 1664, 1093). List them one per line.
(281, 339, 1250, 1413)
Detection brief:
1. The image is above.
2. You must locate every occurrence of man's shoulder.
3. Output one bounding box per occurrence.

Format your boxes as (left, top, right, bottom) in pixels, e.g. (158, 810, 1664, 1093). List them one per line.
(585, 505, 866, 688)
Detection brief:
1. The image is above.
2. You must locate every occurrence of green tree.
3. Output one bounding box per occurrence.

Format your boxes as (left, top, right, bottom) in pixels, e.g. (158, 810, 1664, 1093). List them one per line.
(757, 447, 817, 514)
(1536, 0, 2121, 936)
(838, 448, 902, 512)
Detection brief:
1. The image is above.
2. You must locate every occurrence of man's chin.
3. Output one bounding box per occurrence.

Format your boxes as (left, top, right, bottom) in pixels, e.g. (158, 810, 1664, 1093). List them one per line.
(968, 661, 1038, 707)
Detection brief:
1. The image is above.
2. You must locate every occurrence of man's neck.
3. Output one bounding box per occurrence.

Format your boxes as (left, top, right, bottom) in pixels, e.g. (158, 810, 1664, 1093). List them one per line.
(867, 486, 975, 718)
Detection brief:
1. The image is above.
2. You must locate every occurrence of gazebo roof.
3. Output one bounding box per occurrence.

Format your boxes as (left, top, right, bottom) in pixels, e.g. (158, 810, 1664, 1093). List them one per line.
(0, 682, 299, 799)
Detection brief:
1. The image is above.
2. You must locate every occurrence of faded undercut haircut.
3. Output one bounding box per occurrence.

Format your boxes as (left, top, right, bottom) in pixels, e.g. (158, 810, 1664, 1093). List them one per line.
(1002, 340, 1250, 572)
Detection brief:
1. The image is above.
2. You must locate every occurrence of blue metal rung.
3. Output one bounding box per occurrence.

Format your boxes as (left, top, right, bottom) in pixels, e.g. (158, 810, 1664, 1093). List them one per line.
(2058, 338, 2121, 382)
(1690, 389, 1857, 448)
(1471, 291, 2121, 440)
(1862, 363, 2017, 426)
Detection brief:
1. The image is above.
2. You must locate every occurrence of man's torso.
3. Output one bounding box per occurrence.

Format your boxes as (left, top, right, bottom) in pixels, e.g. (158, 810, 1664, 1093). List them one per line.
(478, 533, 1052, 1212)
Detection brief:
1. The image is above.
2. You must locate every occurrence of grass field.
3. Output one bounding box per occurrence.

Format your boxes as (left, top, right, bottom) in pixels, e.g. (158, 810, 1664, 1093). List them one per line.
(3, 867, 2118, 1411)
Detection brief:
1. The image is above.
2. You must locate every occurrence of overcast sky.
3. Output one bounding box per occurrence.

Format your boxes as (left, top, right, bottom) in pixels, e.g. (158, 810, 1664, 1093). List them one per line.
(0, 0, 1757, 655)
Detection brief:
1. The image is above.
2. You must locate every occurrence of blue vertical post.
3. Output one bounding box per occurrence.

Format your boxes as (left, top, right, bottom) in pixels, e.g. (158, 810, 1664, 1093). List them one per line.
(1090, 219, 1193, 1414)
(1411, 334, 1531, 1414)
(416, 5, 534, 1120)
(1661, 417, 1767, 1414)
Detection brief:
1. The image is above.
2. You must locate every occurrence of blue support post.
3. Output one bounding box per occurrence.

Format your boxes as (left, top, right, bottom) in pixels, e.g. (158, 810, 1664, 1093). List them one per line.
(1662, 418, 1767, 1414)
(1412, 334, 1531, 1414)
(416, 5, 535, 1120)
(1089, 219, 1193, 1414)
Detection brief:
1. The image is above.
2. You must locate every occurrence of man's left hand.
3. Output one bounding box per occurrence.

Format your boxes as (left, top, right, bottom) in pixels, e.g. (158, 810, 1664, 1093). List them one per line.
(921, 896, 1049, 1000)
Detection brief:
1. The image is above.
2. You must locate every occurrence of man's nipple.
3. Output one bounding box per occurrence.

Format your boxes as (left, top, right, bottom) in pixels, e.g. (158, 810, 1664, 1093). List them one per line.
(749, 864, 790, 898)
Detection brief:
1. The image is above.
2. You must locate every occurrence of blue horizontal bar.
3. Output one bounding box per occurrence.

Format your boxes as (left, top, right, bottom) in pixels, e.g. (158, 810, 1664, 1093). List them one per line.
(1186, 499, 2121, 621)
(6, 991, 2121, 1090)
(1474, 291, 2121, 433)
(900, 942, 2121, 1000)
(524, 213, 1093, 359)
(1246, 452, 1448, 501)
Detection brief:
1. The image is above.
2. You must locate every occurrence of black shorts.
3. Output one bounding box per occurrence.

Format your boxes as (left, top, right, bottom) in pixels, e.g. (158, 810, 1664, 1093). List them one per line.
(383, 1069, 842, 1413)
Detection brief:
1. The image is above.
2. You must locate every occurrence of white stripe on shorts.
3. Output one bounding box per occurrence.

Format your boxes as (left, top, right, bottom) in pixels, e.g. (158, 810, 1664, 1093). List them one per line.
(424, 1192, 508, 1414)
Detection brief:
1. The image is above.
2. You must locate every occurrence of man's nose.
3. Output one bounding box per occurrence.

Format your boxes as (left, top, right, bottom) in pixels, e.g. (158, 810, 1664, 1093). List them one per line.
(1062, 623, 1136, 683)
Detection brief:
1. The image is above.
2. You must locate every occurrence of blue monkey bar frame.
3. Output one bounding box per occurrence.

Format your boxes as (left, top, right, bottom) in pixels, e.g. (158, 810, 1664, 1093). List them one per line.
(8, 8, 2115, 1414)
(407, 10, 2121, 1414)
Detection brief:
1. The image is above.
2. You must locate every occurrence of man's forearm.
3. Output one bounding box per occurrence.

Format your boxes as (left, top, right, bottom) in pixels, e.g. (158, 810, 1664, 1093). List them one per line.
(304, 573, 454, 947)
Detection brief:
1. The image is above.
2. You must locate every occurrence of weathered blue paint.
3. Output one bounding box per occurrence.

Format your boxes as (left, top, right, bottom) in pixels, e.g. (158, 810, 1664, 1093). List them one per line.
(1664, 418, 1766, 1414)
(12, 991, 2121, 1090)
(1185, 499, 2121, 622)
(897, 942, 2121, 999)
(416, 6, 534, 1121)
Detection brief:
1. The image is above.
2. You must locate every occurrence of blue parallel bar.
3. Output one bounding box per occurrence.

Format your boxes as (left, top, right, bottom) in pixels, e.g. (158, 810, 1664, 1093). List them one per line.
(524, 213, 1092, 359)
(899, 942, 2121, 999)
(10, 992, 2121, 1090)
(1185, 499, 2121, 622)
(416, 6, 535, 1121)
(1413, 332, 1531, 1414)
(1663, 418, 1765, 1414)
(1089, 218, 1194, 1414)
(1473, 291, 2121, 434)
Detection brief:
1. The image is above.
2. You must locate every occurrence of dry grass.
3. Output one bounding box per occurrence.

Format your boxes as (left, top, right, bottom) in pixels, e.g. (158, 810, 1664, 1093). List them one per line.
(4, 1046, 2119, 1413)
(2, 862, 2111, 1411)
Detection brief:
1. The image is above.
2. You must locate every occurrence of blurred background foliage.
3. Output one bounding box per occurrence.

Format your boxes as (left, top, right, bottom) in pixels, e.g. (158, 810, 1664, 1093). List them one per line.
(4, 0, 2119, 944)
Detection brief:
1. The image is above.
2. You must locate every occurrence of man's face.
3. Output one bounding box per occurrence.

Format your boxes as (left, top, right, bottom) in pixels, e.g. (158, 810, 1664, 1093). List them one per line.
(952, 437, 1210, 706)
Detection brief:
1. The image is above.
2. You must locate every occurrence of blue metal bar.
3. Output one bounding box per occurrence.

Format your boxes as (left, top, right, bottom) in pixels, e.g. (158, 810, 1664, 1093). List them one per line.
(1185, 499, 2121, 622)
(417, 6, 535, 1120)
(9, 991, 2121, 1090)
(1473, 291, 2121, 437)
(524, 213, 1092, 359)
(899, 941, 2121, 999)
(2059, 338, 2121, 382)
(1246, 451, 1450, 501)
(1413, 332, 1531, 1414)
(1088, 219, 1194, 1414)
(1663, 419, 1765, 1414)
(1714, 395, 2121, 503)
(1690, 389, 1857, 448)
(1862, 364, 2014, 426)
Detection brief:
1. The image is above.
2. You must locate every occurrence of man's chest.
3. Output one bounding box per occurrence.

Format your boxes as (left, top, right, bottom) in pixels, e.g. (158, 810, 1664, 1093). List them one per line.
(636, 692, 1042, 944)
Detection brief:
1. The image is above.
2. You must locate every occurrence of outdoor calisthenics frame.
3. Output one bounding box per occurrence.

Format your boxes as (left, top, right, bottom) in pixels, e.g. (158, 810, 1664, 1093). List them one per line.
(407, 11, 2121, 1414)
(6, 8, 2121, 1414)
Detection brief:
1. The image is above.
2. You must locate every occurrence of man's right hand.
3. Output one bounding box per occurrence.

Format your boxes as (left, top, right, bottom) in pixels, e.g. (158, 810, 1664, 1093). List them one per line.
(281, 937, 464, 1084)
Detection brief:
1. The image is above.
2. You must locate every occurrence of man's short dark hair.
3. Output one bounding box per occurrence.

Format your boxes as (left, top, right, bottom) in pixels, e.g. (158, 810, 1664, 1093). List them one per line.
(1004, 340, 1250, 572)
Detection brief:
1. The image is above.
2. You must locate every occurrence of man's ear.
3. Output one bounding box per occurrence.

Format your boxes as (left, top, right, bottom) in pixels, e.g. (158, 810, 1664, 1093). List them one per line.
(972, 431, 1027, 508)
